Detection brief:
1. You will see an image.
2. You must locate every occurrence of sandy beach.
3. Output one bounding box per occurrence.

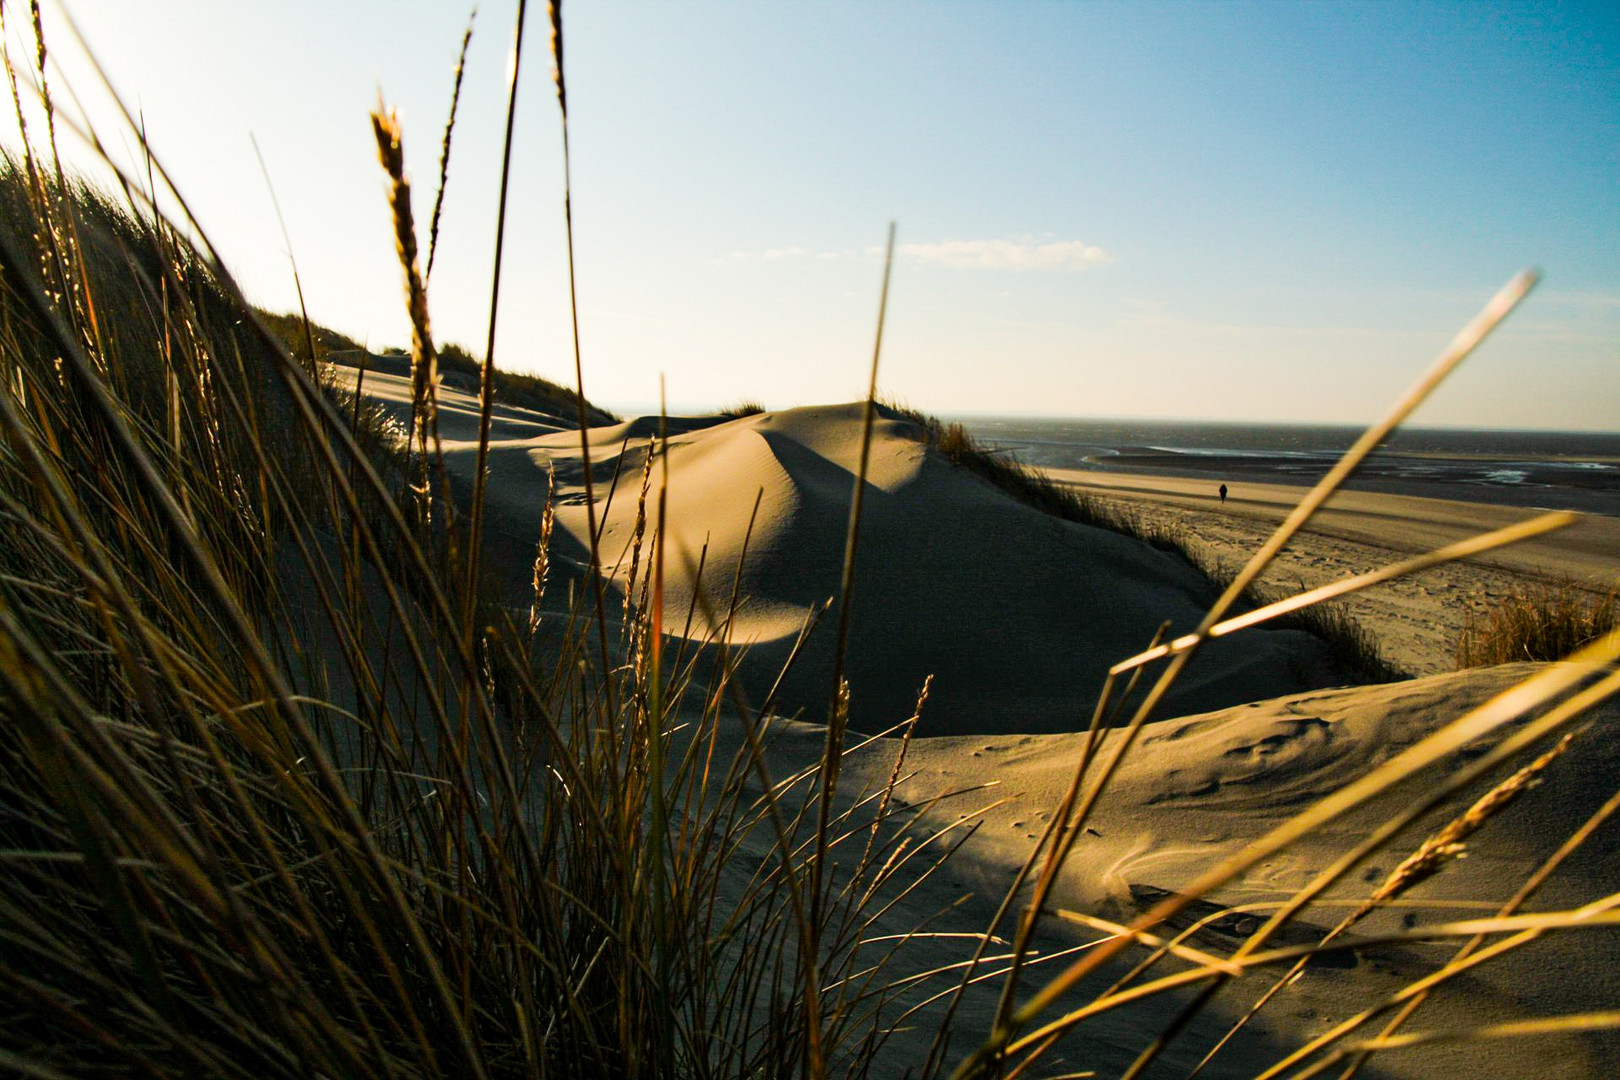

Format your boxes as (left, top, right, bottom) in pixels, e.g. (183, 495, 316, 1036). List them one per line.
(329, 361, 1620, 1075)
(1044, 467, 1620, 677)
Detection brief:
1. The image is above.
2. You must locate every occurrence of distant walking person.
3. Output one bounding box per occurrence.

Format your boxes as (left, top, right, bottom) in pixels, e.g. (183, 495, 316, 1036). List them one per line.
(1219, 483, 1228, 504)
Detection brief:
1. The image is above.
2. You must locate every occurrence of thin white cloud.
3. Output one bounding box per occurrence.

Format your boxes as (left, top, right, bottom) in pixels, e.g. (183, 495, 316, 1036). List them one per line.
(724, 246, 813, 261)
(723, 237, 1115, 271)
(722, 245, 827, 262)
(899, 238, 1113, 271)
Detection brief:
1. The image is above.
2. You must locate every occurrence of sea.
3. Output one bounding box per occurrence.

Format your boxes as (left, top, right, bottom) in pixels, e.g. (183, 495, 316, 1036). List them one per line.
(953, 417, 1620, 518)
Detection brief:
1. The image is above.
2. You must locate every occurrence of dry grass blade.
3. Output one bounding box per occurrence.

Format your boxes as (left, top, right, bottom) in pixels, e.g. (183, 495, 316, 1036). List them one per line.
(813, 220, 897, 919)
(996, 906, 1620, 1063)
(951, 269, 1547, 1080)
(425, 8, 475, 281)
(1291, 1011, 1620, 1079)
(998, 634, 1620, 1066)
(463, 0, 527, 642)
(546, 0, 615, 718)
(1334, 778, 1620, 1080)
(1199, 268, 1538, 636)
(1052, 910, 1241, 975)
(369, 103, 448, 523)
(1185, 730, 1578, 1079)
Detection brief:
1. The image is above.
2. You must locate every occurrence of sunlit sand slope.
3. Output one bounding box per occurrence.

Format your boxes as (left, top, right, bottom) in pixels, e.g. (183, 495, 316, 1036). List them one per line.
(330, 364, 1344, 733)
(532, 402, 1340, 734)
(812, 663, 1620, 1077)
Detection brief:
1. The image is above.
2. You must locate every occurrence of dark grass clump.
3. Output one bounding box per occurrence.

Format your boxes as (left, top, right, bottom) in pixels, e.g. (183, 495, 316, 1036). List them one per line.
(881, 399, 1405, 683)
(257, 307, 368, 364)
(0, 53, 950, 1078)
(437, 339, 619, 425)
(1457, 578, 1620, 668)
(720, 398, 767, 418)
(880, 398, 1118, 528)
(1247, 583, 1408, 683)
(292, 331, 620, 427)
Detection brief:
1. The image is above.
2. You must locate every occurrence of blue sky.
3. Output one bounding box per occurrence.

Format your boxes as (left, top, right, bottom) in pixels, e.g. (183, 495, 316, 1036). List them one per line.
(18, 1, 1620, 428)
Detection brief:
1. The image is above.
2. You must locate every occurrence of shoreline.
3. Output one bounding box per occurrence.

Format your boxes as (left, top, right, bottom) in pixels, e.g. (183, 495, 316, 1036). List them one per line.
(1045, 465, 1620, 676)
(1065, 458, 1620, 518)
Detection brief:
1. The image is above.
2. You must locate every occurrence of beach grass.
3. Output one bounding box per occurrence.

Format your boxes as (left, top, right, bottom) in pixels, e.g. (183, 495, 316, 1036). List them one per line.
(720, 398, 769, 418)
(0, 108, 941, 1080)
(436, 339, 619, 424)
(1457, 578, 1620, 668)
(3, 5, 1619, 1080)
(261, 309, 619, 428)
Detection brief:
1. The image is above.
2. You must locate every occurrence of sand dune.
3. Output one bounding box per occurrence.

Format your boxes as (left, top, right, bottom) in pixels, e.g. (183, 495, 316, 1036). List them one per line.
(815, 663, 1620, 1077)
(331, 363, 1347, 734)
(334, 364, 1620, 1074)
(530, 401, 1344, 734)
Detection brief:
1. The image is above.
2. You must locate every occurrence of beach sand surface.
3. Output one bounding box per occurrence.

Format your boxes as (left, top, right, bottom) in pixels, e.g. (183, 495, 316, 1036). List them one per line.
(332, 363, 1620, 1076)
(818, 663, 1620, 1078)
(1047, 467, 1620, 676)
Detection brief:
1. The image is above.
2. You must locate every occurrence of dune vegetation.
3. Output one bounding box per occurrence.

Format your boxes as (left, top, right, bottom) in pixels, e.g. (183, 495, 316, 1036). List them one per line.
(4, 5, 1620, 1080)
(883, 400, 1406, 684)
(719, 398, 769, 418)
(1457, 578, 1620, 669)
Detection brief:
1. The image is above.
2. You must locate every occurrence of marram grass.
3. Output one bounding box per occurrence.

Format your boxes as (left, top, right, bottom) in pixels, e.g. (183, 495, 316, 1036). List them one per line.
(1457, 577, 1620, 669)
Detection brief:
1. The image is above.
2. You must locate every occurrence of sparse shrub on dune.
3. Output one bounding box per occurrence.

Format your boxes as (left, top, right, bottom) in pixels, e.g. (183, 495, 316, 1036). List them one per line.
(880, 397, 1107, 526)
(257, 307, 367, 363)
(1249, 586, 1406, 683)
(1457, 578, 1620, 668)
(291, 331, 621, 426)
(435, 338, 620, 424)
(720, 397, 768, 417)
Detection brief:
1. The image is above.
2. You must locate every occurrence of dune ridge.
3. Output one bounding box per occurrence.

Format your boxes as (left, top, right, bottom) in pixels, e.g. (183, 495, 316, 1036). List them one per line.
(330, 360, 1351, 735)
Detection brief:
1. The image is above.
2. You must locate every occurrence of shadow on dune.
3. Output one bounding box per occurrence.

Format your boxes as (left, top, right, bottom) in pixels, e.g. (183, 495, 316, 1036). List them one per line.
(533, 403, 1348, 736)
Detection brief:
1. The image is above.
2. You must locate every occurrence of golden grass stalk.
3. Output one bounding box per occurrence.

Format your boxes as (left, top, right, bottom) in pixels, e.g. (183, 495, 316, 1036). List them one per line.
(546, 0, 616, 722)
(528, 465, 556, 640)
(1336, 770, 1620, 1080)
(1378, 731, 1572, 903)
(425, 9, 475, 281)
(1185, 729, 1578, 1078)
(799, 220, 897, 1079)
(463, 0, 527, 649)
(623, 443, 654, 628)
(1457, 576, 1620, 668)
(1112, 511, 1578, 676)
(950, 269, 1550, 1080)
(987, 904, 1620, 1068)
(1250, 889, 1620, 1080)
(369, 103, 448, 522)
(1302, 1011, 1620, 1078)
(989, 630, 1620, 1080)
